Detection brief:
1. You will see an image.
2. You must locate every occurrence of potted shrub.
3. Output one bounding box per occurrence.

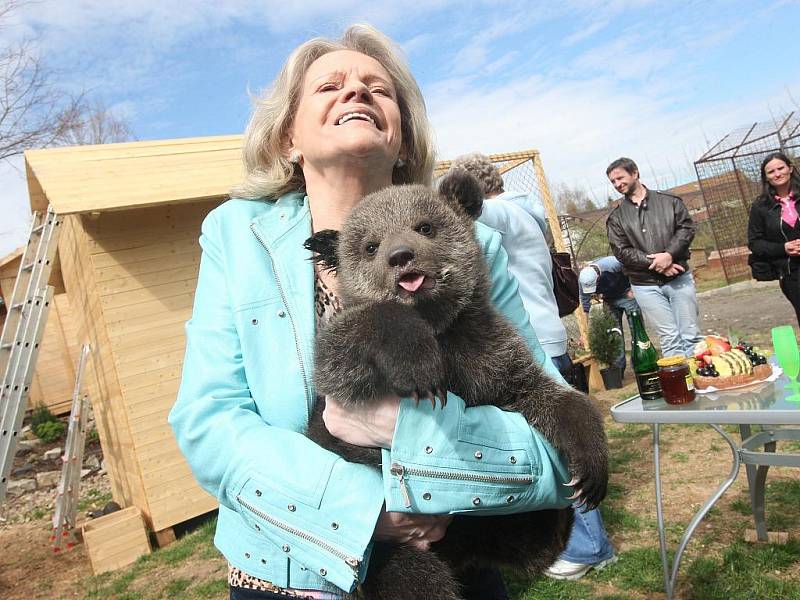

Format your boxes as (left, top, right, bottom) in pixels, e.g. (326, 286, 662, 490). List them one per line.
(588, 308, 624, 389)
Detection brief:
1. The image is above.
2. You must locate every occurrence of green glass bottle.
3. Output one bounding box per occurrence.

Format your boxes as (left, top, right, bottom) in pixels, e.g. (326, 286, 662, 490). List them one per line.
(630, 310, 662, 401)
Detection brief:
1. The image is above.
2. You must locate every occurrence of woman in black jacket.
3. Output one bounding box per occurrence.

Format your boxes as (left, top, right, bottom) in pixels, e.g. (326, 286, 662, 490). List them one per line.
(748, 152, 800, 325)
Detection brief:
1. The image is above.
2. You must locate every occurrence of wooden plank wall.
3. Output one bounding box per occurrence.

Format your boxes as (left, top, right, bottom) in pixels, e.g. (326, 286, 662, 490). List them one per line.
(0, 261, 77, 415)
(30, 293, 78, 414)
(59, 214, 148, 511)
(82, 200, 220, 531)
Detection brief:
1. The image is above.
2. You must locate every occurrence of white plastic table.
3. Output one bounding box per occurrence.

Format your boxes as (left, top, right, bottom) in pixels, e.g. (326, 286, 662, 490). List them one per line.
(610, 364, 800, 600)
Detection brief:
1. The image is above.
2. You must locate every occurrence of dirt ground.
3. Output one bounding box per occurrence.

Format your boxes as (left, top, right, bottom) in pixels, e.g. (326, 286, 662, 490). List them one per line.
(0, 279, 797, 600)
(695, 280, 795, 346)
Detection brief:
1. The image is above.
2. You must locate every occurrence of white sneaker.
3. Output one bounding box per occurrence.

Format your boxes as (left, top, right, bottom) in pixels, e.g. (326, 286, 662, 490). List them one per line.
(543, 554, 618, 581)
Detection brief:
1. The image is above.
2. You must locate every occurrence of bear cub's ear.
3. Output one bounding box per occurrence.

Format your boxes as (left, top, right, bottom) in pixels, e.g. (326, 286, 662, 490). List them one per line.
(438, 169, 484, 220)
(304, 229, 340, 272)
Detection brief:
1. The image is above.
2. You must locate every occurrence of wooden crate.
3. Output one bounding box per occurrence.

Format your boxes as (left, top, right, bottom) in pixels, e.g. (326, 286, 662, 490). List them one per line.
(574, 354, 605, 393)
(82, 506, 152, 574)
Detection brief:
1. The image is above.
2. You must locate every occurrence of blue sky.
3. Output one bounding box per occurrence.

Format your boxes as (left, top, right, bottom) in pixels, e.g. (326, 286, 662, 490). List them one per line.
(2, 0, 800, 255)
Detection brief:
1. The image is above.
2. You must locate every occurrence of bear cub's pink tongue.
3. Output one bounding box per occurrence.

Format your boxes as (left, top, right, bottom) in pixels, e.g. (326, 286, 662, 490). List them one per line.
(398, 273, 425, 292)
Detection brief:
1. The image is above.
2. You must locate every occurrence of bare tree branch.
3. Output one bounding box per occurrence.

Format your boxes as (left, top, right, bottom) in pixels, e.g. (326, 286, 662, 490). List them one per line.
(56, 98, 133, 146)
(0, 2, 88, 159)
(0, 1, 134, 159)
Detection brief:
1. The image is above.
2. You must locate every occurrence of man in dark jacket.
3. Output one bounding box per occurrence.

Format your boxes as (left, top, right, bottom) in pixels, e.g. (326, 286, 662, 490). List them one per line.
(605, 157, 702, 357)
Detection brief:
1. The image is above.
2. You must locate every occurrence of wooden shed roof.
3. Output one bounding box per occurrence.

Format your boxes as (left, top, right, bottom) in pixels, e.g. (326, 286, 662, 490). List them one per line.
(0, 246, 23, 269)
(24, 134, 244, 215)
(24, 136, 544, 216)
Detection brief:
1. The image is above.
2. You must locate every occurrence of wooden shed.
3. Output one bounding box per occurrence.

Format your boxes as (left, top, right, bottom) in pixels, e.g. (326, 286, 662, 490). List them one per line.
(23, 137, 584, 541)
(1, 247, 79, 415)
(24, 135, 244, 540)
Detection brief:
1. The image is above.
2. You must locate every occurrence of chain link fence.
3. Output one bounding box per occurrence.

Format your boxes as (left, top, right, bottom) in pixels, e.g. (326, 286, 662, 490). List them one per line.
(695, 112, 800, 283)
(435, 150, 588, 355)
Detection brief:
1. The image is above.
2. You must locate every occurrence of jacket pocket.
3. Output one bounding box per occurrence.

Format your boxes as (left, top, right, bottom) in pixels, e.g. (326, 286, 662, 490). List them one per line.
(238, 453, 335, 512)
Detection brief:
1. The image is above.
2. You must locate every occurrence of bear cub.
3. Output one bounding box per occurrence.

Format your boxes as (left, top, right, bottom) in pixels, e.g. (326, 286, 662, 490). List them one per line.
(305, 171, 608, 600)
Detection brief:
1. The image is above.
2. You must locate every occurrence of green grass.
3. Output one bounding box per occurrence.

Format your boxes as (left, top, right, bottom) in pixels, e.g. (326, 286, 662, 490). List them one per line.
(601, 503, 644, 533)
(163, 578, 192, 597)
(695, 275, 729, 293)
(607, 424, 650, 442)
(26, 507, 47, 520)
(190, 579, 228, 599)
(730, 479, 800, 530)
(78, 488, 113, 511)
(608, 448, 642, 473)
(594, 548, 664, 593)
(671, 451, 689, 463)
(506, 570, 595, 600)
(686, 540, 800, 599)
(78, 404, 800, 600)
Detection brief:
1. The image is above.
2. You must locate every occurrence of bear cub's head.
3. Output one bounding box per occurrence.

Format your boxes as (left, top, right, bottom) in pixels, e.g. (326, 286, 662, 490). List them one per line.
(305, 170, 487, 328)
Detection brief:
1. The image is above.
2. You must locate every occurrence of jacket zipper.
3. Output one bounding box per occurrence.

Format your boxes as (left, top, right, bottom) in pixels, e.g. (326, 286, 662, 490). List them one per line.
(251, 223, 312, 417)
(237, 495, 362, 573)
(389, 463, 534, 508)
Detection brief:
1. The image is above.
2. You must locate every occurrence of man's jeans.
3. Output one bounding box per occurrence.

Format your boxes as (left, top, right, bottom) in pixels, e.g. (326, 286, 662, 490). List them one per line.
(631, 272, 703, 357)
(603, 294, 640, 375)
(561, 507, 615, 565)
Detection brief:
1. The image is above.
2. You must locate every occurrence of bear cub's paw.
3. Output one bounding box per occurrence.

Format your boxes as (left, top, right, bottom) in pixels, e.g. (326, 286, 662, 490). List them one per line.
(368, 303, 448, 408)
(562, 430, 608, 511)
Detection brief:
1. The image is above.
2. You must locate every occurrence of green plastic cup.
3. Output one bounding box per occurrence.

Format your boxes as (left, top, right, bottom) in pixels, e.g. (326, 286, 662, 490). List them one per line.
(772, 325, 800, 379)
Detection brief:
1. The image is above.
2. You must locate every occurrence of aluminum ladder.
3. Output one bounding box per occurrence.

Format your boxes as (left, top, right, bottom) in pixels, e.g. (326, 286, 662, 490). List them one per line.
(0, 206, 61, 504)
(51, 343, 91, 552)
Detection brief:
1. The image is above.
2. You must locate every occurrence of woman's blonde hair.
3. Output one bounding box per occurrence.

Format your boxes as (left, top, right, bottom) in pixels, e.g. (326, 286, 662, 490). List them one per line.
(232, 24, 435, 200)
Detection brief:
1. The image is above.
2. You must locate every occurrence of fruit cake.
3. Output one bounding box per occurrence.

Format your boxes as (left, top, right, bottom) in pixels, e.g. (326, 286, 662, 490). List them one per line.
(690, 336, 772, 391)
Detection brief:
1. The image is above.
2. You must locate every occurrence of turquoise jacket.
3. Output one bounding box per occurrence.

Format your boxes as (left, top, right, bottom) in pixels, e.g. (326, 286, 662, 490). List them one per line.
(168, 192, 572, 594)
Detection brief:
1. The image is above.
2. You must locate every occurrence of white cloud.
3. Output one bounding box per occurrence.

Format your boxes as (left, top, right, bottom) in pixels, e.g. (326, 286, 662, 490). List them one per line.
(569, 36, 678, 82)
(561, 19, 609, 47)
(428, 74, 800, 203)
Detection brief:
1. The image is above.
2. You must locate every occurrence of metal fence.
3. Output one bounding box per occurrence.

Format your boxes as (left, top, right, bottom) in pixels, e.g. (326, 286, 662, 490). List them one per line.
(435, 150, 588, 355)
(695, 112, 800, 283)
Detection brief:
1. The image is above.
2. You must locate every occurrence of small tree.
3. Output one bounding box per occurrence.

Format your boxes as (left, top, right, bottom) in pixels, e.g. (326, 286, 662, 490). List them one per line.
(554, 182, 597, 214)
(588, 308, 622, 368)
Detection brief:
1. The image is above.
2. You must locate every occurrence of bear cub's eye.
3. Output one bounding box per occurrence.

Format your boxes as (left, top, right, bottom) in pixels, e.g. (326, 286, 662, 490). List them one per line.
(365, 242, 379, 256)
(416, 222, 435, 236)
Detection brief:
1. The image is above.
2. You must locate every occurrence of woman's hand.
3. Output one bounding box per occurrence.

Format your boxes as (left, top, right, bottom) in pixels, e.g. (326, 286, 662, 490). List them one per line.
(373, 507, 453, 550)
(785, 240, 800, 256)
(322, 395, 401, 449)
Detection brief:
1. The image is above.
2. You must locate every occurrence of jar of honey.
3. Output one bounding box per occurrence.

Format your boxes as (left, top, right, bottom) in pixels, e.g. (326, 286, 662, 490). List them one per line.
(656, 356, 695, 405)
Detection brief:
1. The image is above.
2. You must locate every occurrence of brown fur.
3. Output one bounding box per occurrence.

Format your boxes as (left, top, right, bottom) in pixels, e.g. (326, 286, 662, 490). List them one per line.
(305, 172, 608, 599)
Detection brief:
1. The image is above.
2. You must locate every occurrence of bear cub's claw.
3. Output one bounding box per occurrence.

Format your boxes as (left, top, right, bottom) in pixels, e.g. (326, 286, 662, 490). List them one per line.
(411, 387, 448, 409)
(564, 465, 607, 511)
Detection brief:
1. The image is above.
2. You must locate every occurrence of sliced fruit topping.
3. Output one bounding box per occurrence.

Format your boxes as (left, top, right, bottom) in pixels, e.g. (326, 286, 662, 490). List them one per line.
(705, 335, 732, 355)
(710, 355, 734, 377)
(728, 349, 753, 375)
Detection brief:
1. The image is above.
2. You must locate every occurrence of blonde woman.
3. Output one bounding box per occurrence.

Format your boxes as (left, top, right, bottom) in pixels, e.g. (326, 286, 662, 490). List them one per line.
(170, 25, 573, 600)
